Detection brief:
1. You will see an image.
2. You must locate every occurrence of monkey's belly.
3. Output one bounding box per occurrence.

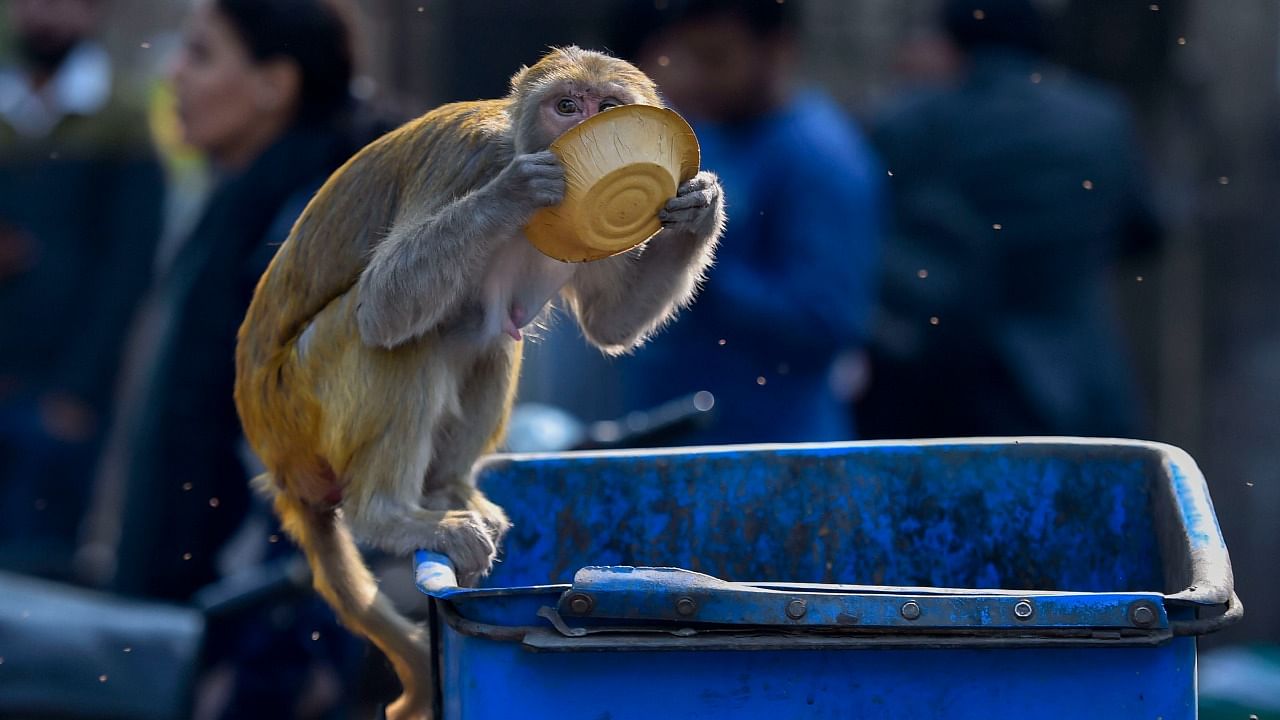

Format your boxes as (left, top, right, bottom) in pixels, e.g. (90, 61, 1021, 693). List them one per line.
(481, 235, 576, 341)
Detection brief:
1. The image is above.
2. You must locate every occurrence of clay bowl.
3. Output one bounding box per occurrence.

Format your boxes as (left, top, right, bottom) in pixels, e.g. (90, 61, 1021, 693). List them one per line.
(524, 104, 700, 263)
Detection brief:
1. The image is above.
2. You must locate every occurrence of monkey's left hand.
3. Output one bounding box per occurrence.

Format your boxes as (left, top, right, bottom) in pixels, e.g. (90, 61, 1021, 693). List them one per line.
(658, 171, 723, 241)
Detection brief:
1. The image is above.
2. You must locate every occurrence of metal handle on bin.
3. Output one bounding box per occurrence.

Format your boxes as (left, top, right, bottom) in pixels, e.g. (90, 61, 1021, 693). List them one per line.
(557, 566, 1173, 634)
(1169, 589, 1243, 636)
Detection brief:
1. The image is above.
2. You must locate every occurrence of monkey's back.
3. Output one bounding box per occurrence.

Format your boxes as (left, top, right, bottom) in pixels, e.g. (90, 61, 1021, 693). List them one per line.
(234, 98, 516, 478)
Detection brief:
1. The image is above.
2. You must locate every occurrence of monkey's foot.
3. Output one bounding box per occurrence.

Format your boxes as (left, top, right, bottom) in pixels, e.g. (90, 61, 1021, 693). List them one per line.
(431, 511, 499, 587)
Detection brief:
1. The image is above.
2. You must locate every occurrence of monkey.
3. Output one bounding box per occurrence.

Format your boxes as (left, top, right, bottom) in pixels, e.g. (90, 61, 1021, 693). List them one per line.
(233, 47, 724, 719)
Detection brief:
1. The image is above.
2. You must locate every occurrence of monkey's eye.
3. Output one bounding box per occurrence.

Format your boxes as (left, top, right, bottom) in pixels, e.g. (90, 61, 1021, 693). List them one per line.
(599, 100, 622, 112)
(556, 98, 578, 115)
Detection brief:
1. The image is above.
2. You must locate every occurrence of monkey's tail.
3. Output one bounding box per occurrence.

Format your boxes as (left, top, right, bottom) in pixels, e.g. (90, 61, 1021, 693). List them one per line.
(255, 474, 434, 720)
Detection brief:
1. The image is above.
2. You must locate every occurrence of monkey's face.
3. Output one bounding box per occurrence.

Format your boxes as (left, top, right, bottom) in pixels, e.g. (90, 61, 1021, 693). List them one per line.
(535, 81, 639, 144)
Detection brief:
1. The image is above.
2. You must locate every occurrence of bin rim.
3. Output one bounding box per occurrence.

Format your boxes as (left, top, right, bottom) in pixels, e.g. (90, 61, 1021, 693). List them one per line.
(415, 438, 1241, 644)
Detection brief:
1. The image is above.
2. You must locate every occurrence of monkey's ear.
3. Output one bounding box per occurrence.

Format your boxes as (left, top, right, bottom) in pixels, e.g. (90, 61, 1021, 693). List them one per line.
(508, 65, 531, 95)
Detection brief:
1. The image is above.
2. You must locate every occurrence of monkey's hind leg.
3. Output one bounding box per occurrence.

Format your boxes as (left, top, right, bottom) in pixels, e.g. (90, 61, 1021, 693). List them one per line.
(339, 437, 503, 588)
(299, 291, 502, 585)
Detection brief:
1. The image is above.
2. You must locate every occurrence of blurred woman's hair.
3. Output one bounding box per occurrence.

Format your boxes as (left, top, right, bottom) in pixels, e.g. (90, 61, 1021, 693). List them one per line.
(215, 0, 355, 124)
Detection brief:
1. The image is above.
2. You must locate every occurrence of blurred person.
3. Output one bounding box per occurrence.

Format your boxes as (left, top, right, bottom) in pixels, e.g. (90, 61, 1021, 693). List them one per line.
(601, 0, 882, 444)
(856, 0, 1161, 439)
(0, 0, 164, 580)
(76, 0, 394, 716)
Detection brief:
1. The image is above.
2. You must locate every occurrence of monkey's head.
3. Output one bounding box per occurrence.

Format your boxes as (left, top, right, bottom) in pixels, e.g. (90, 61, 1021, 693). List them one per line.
(508, 46, 662, 154)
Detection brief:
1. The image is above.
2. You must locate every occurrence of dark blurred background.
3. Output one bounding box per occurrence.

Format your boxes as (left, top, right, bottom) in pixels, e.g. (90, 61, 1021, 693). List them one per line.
(1, 0, 1277, 718)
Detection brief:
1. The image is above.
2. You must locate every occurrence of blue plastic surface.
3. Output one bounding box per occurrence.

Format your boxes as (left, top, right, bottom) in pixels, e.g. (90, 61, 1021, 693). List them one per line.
(415, 438, 1238, 719)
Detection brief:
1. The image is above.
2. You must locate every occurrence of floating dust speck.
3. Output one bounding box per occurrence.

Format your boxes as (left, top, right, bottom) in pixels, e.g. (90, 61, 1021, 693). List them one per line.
(208, 497, 220, 508)
(1149, 3, 1159, 10)
(973, 9, 986, 20)
(756, 376, 767, 386)
(657, 55, 670, 67)
(718, 338, 727, 346)
(1136, 276, 1144, 283)
(123, 647, 132, 653)
(1030, 72, 1042, 84)
(929, 316, 940, 326)
(1177, 36, 1187, 46)
(182, 482, 193, 491)
(416, 6, 424, 12)
(917, 268, 929, 279)
(0, 657, 4, 665)
(182, 552, 192, 561)
(1082, 179, 1094, 190)
(140, 42, 151, 49)
(887, 170, 894, 177)
(1218, 176, 1230, 185)
(99, 675, 108, 683)
(992, 223, 1003, 231)
(268, 534, 280, 544)
(311, 631, 321, 641)
(1246, 481, 1254, 487)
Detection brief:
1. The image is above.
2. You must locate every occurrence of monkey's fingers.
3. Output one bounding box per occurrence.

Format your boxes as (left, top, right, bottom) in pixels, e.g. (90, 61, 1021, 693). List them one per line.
(659, 206, 709, 226)
(662, 187, 717, 215)
(523, 150, 563, 166)
(676, 173, 715, 195)
(528, 177, 566, 206)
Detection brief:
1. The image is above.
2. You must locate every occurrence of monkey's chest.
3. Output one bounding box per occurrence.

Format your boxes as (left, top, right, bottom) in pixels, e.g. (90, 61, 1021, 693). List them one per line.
(478, 235, 576, 342)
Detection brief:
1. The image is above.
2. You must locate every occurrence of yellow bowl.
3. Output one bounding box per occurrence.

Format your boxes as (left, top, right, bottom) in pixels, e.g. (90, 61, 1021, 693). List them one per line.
(525, 104, 701, 263)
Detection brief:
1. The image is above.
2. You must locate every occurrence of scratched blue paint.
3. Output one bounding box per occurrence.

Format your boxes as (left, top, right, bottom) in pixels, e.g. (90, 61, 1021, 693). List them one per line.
(1169, 461, 1214, 549)
(471, 442, 1162, 592)
(415, 440, 1235, 719)
(439, 626, 1199, 719)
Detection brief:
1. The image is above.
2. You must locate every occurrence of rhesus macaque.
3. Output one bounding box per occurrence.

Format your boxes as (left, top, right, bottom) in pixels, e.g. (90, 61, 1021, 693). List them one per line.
(234, 47, 724, 719)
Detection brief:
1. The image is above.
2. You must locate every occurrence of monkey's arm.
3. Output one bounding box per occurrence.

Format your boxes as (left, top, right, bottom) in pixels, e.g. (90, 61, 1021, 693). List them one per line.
(355, 150, 564, 349)
(563, 172, 724, 354)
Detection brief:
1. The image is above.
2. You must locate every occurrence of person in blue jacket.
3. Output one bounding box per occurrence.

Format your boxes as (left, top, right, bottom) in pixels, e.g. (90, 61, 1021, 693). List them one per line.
(606, 0, 883, 445)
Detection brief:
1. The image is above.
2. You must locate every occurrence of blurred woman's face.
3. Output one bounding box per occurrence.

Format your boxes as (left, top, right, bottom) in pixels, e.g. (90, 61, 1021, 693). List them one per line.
(170, 3, 289, 166)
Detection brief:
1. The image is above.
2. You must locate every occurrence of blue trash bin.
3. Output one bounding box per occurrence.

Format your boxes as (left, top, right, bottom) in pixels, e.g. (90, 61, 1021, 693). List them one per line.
(414, 438, 1241, 719)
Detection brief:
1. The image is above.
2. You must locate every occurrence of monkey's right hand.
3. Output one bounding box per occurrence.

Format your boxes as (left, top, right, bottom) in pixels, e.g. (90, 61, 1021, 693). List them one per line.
(489, 151, 566, 216)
